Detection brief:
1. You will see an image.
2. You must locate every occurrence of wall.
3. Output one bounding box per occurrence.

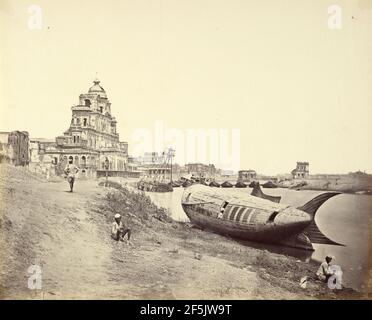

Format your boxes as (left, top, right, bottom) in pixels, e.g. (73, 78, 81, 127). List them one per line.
(0, 131, 29, 166)
(96, 170, 140, 178)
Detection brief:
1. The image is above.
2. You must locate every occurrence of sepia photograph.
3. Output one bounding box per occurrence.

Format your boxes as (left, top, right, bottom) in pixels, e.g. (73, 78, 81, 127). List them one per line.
(0, 0, 371, 306)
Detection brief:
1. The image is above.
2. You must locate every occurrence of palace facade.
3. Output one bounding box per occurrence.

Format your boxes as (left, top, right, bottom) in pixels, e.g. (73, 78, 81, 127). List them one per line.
(43, 79, 129, 178)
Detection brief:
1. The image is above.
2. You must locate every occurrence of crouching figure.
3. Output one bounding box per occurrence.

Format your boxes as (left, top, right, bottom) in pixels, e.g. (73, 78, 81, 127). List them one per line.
(111, 213, 132, 245)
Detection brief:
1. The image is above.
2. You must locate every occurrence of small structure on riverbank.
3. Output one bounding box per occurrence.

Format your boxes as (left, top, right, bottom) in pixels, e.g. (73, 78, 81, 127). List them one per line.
(291, 162, 309, 179)
(184, 163, 218, 181)
(238, 170, 257, 182)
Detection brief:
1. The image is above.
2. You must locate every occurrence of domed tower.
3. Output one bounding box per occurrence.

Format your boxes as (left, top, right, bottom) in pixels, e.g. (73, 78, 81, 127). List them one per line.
(77, 78, 112, 115)
(53, 78, 128, 178)
(88, 78, 107, 98)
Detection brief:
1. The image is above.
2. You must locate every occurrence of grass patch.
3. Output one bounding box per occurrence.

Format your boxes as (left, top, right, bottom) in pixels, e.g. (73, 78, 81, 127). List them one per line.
(97, 182, 173, 231)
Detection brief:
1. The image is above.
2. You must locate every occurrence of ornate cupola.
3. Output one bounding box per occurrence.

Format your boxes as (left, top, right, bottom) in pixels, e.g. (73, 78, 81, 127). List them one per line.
(88, 78, 107, 98)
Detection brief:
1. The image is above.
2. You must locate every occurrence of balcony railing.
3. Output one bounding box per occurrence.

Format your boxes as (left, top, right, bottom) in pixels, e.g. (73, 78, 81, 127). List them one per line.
(59, 141, 88, 148)
(71, 105, 90, 111)
(69, 124, 95, 130)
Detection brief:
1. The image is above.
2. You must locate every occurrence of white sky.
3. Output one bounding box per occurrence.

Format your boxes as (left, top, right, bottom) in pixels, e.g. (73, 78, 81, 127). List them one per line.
(0, 0, 371, 174)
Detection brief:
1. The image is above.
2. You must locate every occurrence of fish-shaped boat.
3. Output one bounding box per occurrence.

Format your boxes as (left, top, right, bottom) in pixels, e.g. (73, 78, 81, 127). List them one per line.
(221, 181, 233, 188)
(209, 181, 221, 187)
(235, 181, 247, 188)
(181, 185, 343, 250)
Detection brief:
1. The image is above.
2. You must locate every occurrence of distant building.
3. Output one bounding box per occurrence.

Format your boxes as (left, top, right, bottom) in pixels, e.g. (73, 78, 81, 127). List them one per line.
(142, 163, 172, 181)
(185, 163, 217, 179)
(127, 156, 140, 172)
(0, 131, 29, 166)
(28, 138, 59, 177)
(349, 170, 368, 177)
(29, 138, 56, 162)
(220, 169, 235, 177)
(291, 162, 309, 179)
(238, 170, 257, 182)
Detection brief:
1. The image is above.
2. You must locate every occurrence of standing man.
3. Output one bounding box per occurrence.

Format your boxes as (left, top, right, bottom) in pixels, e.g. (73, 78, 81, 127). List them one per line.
(104, 157, 109, 187)
(316, 254, 335, 282)
(64, 158, 80, 192)
(111, 214, 132, 245)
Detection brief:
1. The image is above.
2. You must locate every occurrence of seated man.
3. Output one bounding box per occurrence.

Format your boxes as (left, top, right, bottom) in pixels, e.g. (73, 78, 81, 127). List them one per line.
(316, 254, 335, 282)
(111, 214, 132, 245)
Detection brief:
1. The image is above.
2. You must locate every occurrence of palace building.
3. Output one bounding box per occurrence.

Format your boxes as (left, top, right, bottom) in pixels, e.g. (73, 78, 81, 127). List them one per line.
(42, 79, 129, 178)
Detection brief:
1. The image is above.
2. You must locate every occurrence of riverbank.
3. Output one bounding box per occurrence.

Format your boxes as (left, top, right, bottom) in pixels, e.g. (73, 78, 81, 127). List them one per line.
(277, 176, 372, 194)
(0, 164, 367, 299)
(174, 174, 372, 194)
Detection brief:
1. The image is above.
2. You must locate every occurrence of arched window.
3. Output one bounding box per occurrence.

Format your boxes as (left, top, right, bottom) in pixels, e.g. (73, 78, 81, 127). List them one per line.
(69, 156, 73, 163)
(81, 156, 86, 166)
(85, 99, 91, 107)
(75, 156, 79, 165)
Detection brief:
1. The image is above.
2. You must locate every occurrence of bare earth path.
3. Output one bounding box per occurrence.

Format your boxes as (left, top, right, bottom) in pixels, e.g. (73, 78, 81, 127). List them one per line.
(0, 165, 115, 298)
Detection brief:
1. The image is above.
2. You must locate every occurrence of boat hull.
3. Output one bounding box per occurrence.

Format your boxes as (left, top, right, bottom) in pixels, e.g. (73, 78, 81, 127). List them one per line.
(182, 203, 313, 250)
(137, 181, 173, 192)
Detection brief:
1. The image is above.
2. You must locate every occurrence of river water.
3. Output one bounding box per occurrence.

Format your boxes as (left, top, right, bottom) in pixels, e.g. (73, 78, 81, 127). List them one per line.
(145, 186, 371, 292)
